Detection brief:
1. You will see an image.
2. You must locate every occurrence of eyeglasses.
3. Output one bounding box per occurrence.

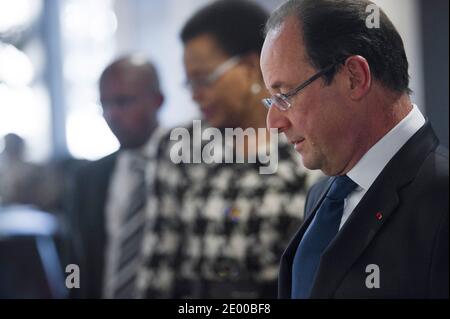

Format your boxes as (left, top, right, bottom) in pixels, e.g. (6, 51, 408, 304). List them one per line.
(261, 60, 345, 111)
(184, 55, 241, 91)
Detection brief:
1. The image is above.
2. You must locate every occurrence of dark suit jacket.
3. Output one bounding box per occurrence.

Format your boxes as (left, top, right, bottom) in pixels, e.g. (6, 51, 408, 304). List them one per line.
(68, 152, 117, 299)
(279, 123, 449, 299)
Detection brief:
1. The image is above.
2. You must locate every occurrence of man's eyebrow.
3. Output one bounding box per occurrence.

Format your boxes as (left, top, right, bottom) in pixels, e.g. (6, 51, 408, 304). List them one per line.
(270, 81, 283, 91)
(271, 81, 294, 93)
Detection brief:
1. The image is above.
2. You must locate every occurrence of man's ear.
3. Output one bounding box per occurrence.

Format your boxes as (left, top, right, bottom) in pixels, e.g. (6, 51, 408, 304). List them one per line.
(343, 55, 371, 100)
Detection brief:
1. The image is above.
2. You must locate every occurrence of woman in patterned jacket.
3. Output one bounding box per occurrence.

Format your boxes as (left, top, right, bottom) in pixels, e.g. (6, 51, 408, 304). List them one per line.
(137, 0, 321, 299)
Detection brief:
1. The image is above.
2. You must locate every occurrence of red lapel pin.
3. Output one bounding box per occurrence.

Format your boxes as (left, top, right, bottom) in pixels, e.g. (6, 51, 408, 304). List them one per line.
(376, 212, 383, 221)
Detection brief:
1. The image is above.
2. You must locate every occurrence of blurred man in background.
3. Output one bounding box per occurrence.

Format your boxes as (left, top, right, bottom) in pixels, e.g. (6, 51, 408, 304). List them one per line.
(68, 55, 164, 298)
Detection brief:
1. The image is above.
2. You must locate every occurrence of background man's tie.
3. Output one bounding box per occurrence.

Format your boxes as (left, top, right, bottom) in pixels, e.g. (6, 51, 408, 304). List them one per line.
(291, 175, 357, 299)
(112, 156, 147, 298)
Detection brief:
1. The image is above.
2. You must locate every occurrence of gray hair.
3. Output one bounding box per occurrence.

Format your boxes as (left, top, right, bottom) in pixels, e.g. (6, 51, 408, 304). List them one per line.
(263, 0, 411, 94)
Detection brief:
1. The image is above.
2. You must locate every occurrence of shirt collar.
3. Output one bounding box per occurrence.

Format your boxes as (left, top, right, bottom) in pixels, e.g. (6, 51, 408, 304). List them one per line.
(347, 104, 426, 191)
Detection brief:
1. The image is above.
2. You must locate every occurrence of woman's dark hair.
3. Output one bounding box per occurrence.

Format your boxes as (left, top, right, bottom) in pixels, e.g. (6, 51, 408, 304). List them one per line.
(181, 0, 269, 57)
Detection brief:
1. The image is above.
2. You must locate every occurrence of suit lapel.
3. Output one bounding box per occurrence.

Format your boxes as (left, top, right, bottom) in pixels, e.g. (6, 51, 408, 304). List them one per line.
(90, 152, 118, 295)
(309, 122, 439, 298)
(89, 152, 117, 236)
(309, 178, 400, 298)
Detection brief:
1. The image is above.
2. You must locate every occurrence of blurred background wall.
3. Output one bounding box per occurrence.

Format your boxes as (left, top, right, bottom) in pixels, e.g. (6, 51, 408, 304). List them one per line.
(0, 0, 448, 163)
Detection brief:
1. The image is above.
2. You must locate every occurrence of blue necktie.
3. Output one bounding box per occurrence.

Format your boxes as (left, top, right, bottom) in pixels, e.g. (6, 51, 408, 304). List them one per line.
(291, 175, 357, 299)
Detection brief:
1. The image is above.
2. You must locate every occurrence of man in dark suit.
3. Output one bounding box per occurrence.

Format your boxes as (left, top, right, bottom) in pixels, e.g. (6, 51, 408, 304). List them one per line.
(260, 0, 448, 298)
(68, 55, 164, 298)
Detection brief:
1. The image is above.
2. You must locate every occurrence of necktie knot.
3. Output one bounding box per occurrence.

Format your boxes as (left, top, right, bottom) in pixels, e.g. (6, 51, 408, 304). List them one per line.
(326, 175, 358, 201)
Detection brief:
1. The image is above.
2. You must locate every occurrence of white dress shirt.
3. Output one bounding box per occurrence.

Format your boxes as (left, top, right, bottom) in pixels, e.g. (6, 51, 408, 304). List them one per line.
(340, 104, 426, 229)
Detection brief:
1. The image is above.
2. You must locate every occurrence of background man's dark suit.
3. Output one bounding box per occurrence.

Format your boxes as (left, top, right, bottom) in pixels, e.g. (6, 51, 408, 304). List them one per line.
(69, 152, 117, 299)
(279, 123, 449, 298)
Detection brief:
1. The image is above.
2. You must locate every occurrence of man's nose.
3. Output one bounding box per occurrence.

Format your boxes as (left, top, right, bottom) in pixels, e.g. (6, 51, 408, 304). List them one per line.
(266, 106, 290, 133)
